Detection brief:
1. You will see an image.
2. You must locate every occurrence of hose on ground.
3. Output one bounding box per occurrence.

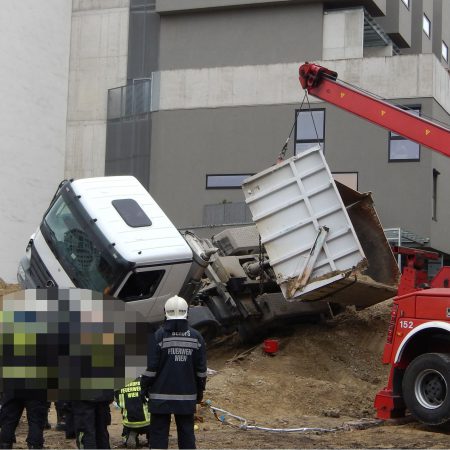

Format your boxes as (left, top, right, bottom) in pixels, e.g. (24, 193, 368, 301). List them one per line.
(204, 400, 382, 434)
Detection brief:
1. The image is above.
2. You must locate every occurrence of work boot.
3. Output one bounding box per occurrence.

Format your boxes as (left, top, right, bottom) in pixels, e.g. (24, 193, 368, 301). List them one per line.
(125, 430, 138, 449)
(55, 407, 66, 431)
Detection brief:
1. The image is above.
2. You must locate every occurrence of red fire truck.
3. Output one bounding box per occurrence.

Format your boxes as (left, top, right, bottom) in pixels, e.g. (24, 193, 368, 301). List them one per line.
(299, 62, 450, 425)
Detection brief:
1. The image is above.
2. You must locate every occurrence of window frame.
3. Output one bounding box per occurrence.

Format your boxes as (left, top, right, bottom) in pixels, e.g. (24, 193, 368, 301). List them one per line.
(388, 105, 421, 162)
(294, 108, 326, 155)
(206, 174, 253, 189)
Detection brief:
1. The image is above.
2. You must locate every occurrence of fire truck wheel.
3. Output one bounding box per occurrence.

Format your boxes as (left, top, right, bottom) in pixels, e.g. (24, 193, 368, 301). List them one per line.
(402, 352, 450, 425)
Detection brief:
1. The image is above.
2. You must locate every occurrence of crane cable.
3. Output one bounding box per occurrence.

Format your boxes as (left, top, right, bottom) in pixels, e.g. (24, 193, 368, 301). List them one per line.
(277, 90, 321, 162)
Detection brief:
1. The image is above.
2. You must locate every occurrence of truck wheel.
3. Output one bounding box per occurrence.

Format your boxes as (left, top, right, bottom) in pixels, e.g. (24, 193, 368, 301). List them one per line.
(402, 352, 450, 425)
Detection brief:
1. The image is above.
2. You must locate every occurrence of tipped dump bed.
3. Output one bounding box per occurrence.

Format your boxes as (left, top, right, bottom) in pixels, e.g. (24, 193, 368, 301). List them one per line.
(242, 147, 399, 309)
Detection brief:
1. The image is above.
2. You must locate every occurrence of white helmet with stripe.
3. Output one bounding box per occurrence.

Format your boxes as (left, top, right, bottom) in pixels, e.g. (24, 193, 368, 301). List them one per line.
(164, 295, 188, 320)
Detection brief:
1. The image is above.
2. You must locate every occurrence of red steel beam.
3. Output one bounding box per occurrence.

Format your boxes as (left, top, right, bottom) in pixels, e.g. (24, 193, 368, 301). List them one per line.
(299, 63, 450, 158)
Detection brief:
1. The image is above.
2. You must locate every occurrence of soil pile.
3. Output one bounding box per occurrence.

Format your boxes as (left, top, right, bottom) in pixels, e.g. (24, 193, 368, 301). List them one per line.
(205, 300, 392, 423)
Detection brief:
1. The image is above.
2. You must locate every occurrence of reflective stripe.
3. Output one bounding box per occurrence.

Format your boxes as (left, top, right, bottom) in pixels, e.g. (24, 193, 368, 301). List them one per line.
(164, 337, 198, 343)
(161, 340, 199, 350)
(125, 420, 151, 428)
(150, 393, 197, 401)
(78, 431, 85, 449)
(143, 370, 156, 377)
(196, 371, 207, 378)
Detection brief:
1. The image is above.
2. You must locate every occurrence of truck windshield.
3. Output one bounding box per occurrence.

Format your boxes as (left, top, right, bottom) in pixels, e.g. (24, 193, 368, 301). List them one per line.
(42, 194, 122, 292)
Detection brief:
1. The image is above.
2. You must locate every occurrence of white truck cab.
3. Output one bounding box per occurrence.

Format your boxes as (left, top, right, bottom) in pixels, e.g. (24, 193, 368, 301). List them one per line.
(18, 176, 199, 323)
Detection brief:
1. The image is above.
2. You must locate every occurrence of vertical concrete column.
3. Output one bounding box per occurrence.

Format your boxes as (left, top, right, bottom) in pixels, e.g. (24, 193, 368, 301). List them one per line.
(322, 8, 364, 60)
(65, 0, 130, 179)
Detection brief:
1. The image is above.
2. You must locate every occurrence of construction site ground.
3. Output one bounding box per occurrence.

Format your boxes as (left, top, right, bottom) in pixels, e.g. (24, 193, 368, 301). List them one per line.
(2, 281, 450, 448)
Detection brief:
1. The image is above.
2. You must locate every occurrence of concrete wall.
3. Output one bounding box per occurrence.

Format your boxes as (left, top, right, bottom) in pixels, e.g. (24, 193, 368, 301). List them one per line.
(432, 0, 450, 68)
(158, 3, 323, 70)
(150, 54, 450, 253)
(153, 55, 450, 112)
(442, 0, 450, 67)
(375, 0, 412, 48)
(403, 0, 433, 55)
(149, 105, 296, 227)
(156, 0, 386, 16)
(323, 8, 364, 60)
(0, 0, 72, 282)
(65, 0, 130, 179)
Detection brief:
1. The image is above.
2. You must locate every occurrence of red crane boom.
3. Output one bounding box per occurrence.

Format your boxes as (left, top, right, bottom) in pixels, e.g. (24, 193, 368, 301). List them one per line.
(299, 62, 450, 157)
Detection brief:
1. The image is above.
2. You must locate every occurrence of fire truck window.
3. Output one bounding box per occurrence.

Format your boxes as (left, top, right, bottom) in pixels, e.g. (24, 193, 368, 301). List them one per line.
(119, 270, 165, 302)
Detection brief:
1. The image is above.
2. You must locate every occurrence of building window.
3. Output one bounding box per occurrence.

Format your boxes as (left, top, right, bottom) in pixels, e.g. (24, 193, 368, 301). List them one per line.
(295, 109, 325, 154)
(432, 169, 440, 221)
(389, 107, 421, 161)
(401, 0, 409, 8)
(423, 14, 431, 38)
(332, 173, 358, 190)
(442, 41, 449, 62)
(206, 174, 252, 189)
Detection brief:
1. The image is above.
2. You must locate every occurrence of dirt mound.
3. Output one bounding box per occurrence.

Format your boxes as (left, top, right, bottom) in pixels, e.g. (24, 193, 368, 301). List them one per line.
(0, 278, 20, 297)
(205, 301, 393, 424)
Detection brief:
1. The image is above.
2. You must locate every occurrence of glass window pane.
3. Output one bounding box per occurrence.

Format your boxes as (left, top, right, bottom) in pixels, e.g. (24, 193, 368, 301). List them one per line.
(390, 140, 420, 160)
(423, 14, 431, 37)
(295, 142, 323, 154)
(296, 110, 324, 140)
(206, 174, 251, 188)
(442, 41, 448, 62)
(119, 270, 165, 302)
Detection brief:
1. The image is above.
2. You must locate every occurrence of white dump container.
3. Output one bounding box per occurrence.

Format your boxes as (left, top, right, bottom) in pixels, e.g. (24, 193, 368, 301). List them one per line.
(242, 146, 367, 300)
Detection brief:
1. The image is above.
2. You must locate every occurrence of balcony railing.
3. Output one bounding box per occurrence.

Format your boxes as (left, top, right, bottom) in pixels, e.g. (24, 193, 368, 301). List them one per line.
(107, 78, 151, 120)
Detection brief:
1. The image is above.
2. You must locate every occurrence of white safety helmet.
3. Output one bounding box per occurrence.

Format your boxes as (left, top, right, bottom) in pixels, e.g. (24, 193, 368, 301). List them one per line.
(164, 295, 188, 320)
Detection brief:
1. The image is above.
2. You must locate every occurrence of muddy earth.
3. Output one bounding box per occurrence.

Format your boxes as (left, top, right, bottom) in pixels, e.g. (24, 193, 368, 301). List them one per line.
(1, 281, 449, 448)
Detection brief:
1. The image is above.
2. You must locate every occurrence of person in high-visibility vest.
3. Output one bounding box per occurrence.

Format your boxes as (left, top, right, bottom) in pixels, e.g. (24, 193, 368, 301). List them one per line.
(114, 378, 150, 449)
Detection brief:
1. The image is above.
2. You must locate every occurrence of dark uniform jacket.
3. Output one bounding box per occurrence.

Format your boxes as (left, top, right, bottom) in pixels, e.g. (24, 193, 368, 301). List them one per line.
(142, 319, 207, 415)
(114, 379, 150, 428)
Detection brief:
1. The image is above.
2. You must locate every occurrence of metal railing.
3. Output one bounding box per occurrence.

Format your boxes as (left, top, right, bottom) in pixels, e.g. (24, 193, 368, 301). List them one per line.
(107, 78, 151, 120)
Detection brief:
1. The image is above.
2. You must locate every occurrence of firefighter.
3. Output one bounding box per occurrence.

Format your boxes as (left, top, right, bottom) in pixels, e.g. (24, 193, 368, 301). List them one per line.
(141, 296, 207, 450)
(114, 377, 150, 448)
(0, 392, 47, 449)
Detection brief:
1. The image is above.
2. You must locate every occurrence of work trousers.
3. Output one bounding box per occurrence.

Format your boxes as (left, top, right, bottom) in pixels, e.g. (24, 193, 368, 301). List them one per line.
(149, 413, 195, 449)
(0, 398, 47, 448)
(55, 401, 75, 438)
(72, 400, 111, 449)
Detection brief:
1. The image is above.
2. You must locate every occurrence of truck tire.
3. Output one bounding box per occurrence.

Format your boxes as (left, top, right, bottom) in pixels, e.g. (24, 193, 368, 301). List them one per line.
(402, 352, 450, 425)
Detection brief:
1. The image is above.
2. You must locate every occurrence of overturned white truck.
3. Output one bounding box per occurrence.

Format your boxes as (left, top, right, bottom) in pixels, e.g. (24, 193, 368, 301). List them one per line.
(18, 147, 399, 339)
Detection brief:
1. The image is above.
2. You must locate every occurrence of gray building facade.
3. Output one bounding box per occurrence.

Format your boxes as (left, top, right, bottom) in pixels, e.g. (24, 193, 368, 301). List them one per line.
(102, 0, 450, 264)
